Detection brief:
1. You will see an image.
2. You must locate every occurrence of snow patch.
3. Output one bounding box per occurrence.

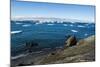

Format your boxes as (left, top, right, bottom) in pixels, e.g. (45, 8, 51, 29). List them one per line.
(11, 30, 22, 34)
(71, 30, 78, 33)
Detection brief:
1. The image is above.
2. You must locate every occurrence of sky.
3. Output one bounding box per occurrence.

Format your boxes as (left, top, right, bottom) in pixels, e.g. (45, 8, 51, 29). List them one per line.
(11, 0, 95, 22)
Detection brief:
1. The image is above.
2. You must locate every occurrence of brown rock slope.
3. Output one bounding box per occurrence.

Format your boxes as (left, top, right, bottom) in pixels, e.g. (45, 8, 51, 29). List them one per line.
(39, 35, 95, 64)
(65, 35, 77, 47)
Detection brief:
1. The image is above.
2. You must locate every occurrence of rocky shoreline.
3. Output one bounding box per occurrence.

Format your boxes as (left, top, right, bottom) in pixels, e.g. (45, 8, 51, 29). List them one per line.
(11, 35, 95, 67)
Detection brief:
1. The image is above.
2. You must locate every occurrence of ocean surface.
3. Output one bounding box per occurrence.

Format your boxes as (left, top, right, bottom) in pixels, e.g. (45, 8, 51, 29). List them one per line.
(11, 21, 95, 58)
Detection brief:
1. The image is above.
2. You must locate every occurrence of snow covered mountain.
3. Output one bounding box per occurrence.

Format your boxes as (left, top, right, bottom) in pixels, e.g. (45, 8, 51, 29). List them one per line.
(11, 17, 94, 23)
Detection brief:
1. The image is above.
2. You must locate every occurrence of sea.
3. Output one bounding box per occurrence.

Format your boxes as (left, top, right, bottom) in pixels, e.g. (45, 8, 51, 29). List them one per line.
(11, 20, 95, 59)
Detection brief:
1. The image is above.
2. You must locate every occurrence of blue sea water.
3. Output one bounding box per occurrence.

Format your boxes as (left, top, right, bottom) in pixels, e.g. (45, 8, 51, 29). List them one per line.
(11, 21, 95, 57)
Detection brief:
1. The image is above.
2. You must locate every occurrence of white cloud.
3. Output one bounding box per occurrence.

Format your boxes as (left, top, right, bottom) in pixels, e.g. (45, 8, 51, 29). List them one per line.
(18, 0, 95, 5)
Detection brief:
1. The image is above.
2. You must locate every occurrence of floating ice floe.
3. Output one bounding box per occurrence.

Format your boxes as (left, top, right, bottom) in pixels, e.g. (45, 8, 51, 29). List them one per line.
(35, 23, 42, 25)
(11, 30, 22, 34)
(84, 33, 88, 36)
(70, 24, 73, 26)
(71, 30, 78, 33)
(63, 24, 68, 26)
(22, 24, 31, 27)
(15, 23, 22, 25)
(11, 54, 27, 60)
(85, 23, 90, 26)
(77, 25, 85, 27)
(47, 24, 54, 25)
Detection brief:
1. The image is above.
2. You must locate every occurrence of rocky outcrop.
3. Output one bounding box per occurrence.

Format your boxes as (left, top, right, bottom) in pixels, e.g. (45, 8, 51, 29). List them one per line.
(11, 35, 95, 66)
(39, 35, 95, 64)
(65, 35, 77, 47)
(25, 41, 39, 53)
(77, 35, 95, 46)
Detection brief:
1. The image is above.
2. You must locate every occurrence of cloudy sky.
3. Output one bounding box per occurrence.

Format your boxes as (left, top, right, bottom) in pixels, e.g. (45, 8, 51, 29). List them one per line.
(11, 0, 95, 22)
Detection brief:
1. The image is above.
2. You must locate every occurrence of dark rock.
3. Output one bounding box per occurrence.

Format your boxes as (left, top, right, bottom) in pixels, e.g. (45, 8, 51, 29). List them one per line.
(18, 62, 34, 66)
(65, 35, 77, 47)
(18, 63, 24, 66)
(25, 41, 39, 53)
(51, 52, 55, 55)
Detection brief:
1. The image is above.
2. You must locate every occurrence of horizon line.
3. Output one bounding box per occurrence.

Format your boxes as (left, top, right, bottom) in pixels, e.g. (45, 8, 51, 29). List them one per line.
(11, 16, 95, 23)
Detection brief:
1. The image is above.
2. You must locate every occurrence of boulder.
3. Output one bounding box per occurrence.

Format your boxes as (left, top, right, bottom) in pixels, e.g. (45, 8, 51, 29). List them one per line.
(25, 41, 39, 53)
(65, 35, 77, 47)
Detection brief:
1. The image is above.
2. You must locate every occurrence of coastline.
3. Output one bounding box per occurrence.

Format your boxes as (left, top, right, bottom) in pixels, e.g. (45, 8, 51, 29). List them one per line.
(11, 35, 95, 67)
(11, 46, 63, 66)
